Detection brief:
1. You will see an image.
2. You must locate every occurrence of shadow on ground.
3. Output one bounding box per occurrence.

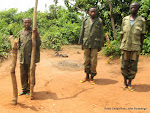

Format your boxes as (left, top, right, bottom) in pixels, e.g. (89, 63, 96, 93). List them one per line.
(33, 91, 57, 100)
(133, 84, 150, 92)
(18, 103, 39, 112)
(33, 88, 93, 100)
(95, 78, 118, 85)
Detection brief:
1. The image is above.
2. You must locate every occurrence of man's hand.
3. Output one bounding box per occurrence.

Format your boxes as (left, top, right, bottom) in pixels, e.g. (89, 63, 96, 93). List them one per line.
(33, 28, 39, 37)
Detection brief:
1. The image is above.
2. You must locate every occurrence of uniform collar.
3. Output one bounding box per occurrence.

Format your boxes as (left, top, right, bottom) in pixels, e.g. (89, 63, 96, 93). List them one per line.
(23, 28, 32, 36)
(88, 17, 98, 23)
(23, 28, 32, 32)
(127, 15, 141, 27)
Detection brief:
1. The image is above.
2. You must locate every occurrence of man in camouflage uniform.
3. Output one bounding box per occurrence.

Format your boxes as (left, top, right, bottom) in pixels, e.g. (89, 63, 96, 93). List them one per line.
(18, 18, 41, 95)
(79, 6, 104, 84)
(120, 2, 146, 91)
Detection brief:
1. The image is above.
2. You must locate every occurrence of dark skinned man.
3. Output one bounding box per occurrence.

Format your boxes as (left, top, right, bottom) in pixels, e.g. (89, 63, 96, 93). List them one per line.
(120, 2, 146, 91)
(79, 6, 104, 85)
(18, 18, 41, 95)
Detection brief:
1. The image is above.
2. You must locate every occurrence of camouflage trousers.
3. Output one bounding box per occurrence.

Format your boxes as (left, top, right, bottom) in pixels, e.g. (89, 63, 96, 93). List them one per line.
(84, 48, 98, 77)
(20, 63, 36, 92)
(121, 51, 139, 79)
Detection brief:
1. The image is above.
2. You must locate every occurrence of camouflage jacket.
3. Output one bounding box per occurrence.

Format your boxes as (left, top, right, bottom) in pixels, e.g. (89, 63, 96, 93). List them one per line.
(78, 17, 104, 49)
(18, 29, 41, 64)
(120, 15, 146, 51)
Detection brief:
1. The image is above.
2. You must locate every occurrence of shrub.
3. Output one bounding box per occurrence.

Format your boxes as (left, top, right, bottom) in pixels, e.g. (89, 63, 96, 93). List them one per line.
(102, 39, 121, 59)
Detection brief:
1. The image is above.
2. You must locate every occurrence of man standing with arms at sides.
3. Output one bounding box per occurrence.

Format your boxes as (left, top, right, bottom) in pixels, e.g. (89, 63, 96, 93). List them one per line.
(79, 6, 104, 85)
(18, 18, 41, 95)
(120, 2, 146, 91)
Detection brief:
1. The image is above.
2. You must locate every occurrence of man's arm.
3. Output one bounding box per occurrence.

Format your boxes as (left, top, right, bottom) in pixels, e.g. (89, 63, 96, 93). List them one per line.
(98, 18, 104, 52)
(99, 19, 104, 51)
(140, 17, 146, 52)
(17, 32, 21, 50)
(33, 28, 41, 48)
(78, 19, 86, 50)
(120, 18, 124, 44)
(140, 34, 145, 52)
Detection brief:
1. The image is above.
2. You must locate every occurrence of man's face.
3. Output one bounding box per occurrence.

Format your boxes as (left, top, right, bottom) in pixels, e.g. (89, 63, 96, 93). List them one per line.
(89, 8, 97, 18)
(130, 3, 139, 14)
(23, 19, 31, 29)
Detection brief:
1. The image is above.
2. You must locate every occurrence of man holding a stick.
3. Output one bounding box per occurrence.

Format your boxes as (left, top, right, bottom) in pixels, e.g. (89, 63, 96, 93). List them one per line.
(18, 18, 41, 96)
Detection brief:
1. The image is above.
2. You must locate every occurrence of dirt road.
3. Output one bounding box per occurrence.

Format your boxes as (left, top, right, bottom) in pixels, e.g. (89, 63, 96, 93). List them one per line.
(0, 45, 149, 113)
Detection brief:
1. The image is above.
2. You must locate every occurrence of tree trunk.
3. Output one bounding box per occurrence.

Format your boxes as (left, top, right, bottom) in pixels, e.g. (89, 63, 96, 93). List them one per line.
(9, 36, 18, 105)
(30, 0, 38, 100)
(107, 0, 117, 40)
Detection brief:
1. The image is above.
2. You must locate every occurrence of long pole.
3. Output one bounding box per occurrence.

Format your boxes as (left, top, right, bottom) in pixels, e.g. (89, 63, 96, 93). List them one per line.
(9, 36, 18, 105)
(30, 0, 38, 100)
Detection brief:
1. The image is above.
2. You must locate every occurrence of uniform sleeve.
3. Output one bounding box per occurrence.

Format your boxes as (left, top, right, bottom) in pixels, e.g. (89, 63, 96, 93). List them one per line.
(18, 32, 21, 50)
(142, 18, 146, 35)
(100, 19, 104, 47)
(78, 20, 85, 45)
(36, 32, 41, 48)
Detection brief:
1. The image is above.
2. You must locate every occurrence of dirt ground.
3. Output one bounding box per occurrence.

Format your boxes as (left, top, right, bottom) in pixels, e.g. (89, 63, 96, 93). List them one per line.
(0, 45, 150, 113)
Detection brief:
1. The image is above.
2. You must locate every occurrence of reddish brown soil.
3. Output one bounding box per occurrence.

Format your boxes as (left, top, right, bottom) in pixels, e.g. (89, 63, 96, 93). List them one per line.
(0, 45, 150, 113)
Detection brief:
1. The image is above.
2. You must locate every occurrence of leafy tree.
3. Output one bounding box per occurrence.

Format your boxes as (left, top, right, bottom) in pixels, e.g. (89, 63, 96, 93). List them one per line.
(64, 0, 150, 57)
(0, 0, 150, 58)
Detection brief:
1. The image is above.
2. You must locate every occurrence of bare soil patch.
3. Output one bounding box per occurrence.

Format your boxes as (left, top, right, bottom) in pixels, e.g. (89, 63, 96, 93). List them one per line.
(0, 45, 150, 113)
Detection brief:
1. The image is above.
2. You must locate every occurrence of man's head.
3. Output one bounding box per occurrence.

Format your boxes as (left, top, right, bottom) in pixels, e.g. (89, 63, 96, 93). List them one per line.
(23, 18, 32, 30)
(130, 2, 140, 15)
(89, 6, 97, 18)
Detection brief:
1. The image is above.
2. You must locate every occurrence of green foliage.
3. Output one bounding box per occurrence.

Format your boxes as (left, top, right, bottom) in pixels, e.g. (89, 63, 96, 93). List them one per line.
(41, 25, 68, 51)
(65, 0, 150, 57)
(39, 5, 82, 50)
(102, 39, 121, 59)
(65, 0, 132, 39)
(137, 0, 150, 55)
(0, 8, 34, 57)
(0, 0, 150, 58)
(141, 33, 150, 55)
(0, 5, 82, 56)
(0, 8, 18, 57)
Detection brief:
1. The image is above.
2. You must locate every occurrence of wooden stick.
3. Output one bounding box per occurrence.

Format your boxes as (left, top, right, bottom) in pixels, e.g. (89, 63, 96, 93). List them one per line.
(9, 36, 18, 105)
(30, 0, 38, 100)
(105, 33, 110, 45)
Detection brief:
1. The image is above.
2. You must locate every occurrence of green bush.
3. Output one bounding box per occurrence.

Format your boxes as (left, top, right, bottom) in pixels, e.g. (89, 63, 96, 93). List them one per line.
(0, 0, 150, 58)
(40, 5, 82, 50)
(41, 26, 68, 51)
(141, 33, 150, 55)
(102, 40, 121, 59)
(0, 5, 82, 56)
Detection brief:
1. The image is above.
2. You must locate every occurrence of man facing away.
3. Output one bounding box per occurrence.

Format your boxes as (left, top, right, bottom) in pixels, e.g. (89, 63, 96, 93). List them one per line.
(120, 2, 146, 91)
(18, 18, 41, 95)
(79, 6, 104, 85)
